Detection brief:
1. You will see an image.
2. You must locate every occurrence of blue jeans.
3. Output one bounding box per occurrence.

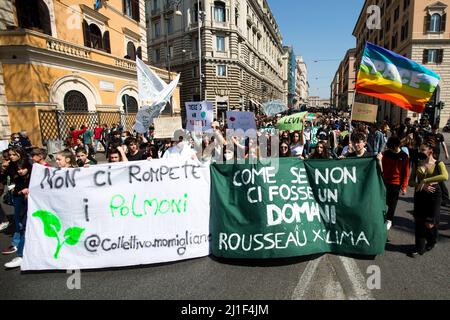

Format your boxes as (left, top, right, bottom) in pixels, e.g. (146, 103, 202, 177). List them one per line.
(12, 195, 27, 250)
(17, 205, 27, 257)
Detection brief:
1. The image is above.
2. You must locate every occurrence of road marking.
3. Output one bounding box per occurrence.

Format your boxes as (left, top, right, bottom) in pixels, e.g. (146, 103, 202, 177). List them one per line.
(338, 256, 375, 300)
(291, 256, 323, 300)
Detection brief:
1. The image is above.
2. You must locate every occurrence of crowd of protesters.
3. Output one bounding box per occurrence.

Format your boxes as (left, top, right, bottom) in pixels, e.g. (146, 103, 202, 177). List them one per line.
(0, 111, 449, 268)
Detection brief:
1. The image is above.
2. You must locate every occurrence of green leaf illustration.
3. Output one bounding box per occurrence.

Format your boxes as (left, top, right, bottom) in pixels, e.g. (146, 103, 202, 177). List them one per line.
(63, 227, 85, 246)
(32, 210, 61, 238)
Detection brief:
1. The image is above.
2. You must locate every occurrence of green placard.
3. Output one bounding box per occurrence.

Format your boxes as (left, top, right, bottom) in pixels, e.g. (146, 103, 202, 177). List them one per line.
(276, 112, 307, 131)
(210, 157, 387, 259)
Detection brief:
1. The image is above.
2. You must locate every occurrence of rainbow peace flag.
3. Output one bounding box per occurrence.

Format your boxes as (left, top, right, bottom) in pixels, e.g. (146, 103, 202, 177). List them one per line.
(356, 42, 441, 113)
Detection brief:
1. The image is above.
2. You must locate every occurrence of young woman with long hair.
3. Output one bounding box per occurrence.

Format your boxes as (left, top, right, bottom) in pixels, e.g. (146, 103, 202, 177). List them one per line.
(408, 137, 448, 257)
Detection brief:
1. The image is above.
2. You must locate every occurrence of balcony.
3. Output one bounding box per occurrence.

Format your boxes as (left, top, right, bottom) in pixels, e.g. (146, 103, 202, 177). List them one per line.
(151, 8, 161, 17)
(0, 29, 179, 82)
(164, 4, 175, 14)
(188, 21, 199, 31)
(46, 38, 91, 60)
(247, 14, 255, 26)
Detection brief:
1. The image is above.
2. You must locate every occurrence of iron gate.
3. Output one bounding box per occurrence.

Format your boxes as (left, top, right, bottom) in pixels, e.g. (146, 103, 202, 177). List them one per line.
(38, 110, 137, 146)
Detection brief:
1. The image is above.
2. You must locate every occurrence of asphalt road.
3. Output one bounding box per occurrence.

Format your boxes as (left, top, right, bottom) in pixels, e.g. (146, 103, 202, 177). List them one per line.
(1, 136, 449, 300)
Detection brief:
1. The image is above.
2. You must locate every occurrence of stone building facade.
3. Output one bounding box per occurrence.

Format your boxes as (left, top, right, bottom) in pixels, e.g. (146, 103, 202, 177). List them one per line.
(146, 0, 287, 121)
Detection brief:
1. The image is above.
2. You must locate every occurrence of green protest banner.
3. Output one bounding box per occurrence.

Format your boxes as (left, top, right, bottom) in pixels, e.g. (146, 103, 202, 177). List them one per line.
(210, 157, 387, 259)
(276, 112, 307, 131)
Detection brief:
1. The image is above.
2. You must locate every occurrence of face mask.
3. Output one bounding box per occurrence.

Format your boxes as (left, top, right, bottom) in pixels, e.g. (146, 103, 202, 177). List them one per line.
(418, 152, 428, 161)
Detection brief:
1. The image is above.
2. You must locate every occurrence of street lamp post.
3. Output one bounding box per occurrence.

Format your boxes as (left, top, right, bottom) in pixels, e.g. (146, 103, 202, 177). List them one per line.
(197, 0, 205, 102)
(164, 0, 182, 117)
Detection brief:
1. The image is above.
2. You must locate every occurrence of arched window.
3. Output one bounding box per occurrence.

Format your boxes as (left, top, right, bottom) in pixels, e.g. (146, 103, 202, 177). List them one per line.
(214, 1, 226, 22)
(122, 94, 138, 113)
(89, 24, 103, 50)
(64, 90, 88, 112)
(15, 0, 51, 35)
(430, 14, 441, 32)
(126, 41, 136, 60)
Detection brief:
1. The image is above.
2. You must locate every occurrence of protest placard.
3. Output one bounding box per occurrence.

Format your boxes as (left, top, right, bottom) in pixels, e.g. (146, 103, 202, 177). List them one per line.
(276, 112, 307, 131)
(261, 100, 288, 117)
(154, 117, 183, 139)
(22, 159, 211, 270)
(226, 111, 257, 132)
(351, 102, 378, 123)
(210, 157, 387, 259)
(186, 102, 213, 132)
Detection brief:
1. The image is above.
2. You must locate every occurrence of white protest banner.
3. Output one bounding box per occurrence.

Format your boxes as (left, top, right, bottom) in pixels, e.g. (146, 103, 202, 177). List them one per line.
(22, 159, 211, 271)
(0, 140, 9, 152)
(226, 111, 257, 132)
(186, 101, 214, 132)
(154, 117, 183, 139)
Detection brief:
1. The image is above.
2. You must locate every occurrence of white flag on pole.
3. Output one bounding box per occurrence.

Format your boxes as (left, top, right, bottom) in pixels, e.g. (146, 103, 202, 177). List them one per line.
(134, 58, 180, 133)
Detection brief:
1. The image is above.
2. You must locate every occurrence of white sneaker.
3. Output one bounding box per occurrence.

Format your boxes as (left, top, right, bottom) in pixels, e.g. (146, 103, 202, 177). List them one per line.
(4, 257, 22, 269)
(0, 221, 9, 232)
(387, 220, 392, 230)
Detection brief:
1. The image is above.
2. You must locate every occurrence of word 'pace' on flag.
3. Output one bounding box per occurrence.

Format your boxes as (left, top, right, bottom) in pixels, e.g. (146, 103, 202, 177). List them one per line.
(356, 42, 441, 113)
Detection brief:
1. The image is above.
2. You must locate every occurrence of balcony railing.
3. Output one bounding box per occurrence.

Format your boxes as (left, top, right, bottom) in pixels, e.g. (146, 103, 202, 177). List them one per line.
(115, 57, 136, 71)
(46, 39, 91, 59)
(0, 29, 177, 81)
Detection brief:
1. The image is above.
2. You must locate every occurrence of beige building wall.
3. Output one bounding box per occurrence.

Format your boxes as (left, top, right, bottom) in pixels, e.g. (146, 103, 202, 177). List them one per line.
(295, 55, 308, 105)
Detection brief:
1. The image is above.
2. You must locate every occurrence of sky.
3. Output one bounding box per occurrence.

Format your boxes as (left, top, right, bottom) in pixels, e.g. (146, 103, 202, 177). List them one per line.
(269, 0, 365, 100)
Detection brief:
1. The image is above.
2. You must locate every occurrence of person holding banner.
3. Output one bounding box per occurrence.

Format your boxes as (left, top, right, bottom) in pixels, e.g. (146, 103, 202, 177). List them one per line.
(125, 138, 146, 162)
(55, 150, 78, 168)
(408, 137, 448, 257)
(309, 141, 332, 160)
(4, 158, 32, 269)
(290, 131, 304, 158)
(108, 146, 128, 163)
(30, 148, 51, 167)
(279, 141, 292, 158)
(75, 148, 96, 168)
(344, 133, 370, 158)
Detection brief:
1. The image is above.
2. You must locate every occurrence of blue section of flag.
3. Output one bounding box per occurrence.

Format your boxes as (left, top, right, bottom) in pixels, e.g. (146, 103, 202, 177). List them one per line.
(94, 0, 102, 10)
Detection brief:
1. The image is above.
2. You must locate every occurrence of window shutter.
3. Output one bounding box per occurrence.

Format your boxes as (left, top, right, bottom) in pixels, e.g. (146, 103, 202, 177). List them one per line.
(82, 20, 91, 47)
(425, 14, 431, 32)
(441, 13, 447, 32)
(136, 47, 142, 59)
(133, 0, 140, 22)
(423, 49, 429, 64)
(123, 0, 127, 14)
(103, 31, 111, 53)
(437, 49, 444, 64)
